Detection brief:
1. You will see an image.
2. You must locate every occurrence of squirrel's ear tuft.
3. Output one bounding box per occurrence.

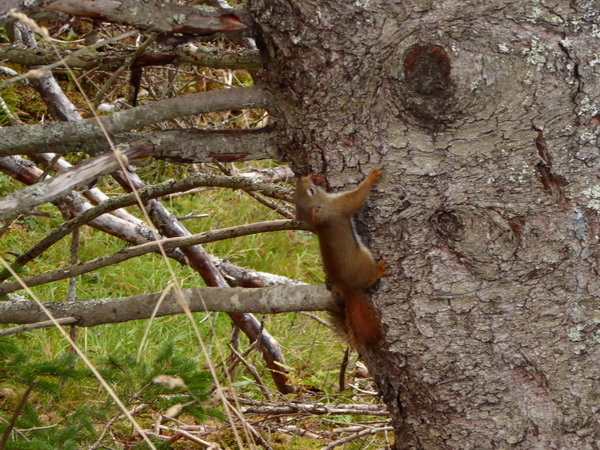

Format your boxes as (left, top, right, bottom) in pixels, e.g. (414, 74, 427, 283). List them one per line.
(310, 174, 327, 189)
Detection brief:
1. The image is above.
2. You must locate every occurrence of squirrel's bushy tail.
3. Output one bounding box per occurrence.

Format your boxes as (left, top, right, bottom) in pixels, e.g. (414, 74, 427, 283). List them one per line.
(331, 284, 382, 351)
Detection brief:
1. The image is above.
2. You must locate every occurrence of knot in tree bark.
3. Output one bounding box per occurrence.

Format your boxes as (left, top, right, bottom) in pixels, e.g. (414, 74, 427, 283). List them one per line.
(432, 207, 519, 280)
(387, 44, 457, 129)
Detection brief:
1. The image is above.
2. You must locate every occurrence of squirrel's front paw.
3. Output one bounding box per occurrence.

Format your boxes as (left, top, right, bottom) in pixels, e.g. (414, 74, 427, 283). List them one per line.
(369, 166, 384, 181)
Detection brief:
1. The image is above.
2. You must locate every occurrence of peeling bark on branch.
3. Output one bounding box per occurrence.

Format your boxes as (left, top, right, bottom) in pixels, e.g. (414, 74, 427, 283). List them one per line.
(150, 128, 278, 163)
(0, 285, 331, 326)
(3, 0, 252, 36)
(44, 0, 250, 35)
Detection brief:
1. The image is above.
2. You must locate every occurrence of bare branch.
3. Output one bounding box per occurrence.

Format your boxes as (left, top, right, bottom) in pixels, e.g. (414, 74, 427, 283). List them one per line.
(323, 426, 395, 450)
(35, 153, 144, 225)
(27, 61, 81, 122)
(27, 128, 278, 162)
(237, 166, 296, 183)
(0, 86, 270, 156)
(0, 160, 292, 282)
(1, 0, 250, 35)
(0, 220, 307, 296)
(0, 145, 153, 220)
(0, 285, 332, 326)
(210, 257, 302, 288)
(1, 141, 288, 221)
(152, 128, 278, 164)
(0, 317, 78, 337)
(0, 155, 188, 270)
(0, 44, 262, 71)
(43, 0, 251, 36)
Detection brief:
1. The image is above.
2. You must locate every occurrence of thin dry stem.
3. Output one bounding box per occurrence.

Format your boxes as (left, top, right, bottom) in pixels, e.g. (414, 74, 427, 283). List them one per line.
(0, 257, 158, 449)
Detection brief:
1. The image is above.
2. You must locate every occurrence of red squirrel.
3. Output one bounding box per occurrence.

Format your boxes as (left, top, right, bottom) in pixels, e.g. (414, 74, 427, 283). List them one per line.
(293, 167, 388, 350)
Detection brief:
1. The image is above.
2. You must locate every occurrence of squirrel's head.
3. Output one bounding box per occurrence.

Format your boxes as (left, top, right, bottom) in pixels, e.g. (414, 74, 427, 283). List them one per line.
(293, 175, 328, 225)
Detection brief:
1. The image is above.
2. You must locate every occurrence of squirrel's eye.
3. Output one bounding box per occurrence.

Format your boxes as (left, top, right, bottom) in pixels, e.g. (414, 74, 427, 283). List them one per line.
(307, 187, 317, 196)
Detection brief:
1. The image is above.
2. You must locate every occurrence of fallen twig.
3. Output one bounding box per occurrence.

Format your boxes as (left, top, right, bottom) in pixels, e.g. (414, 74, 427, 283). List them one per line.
(323, 425, 394, 449)
(228, 343, 272, 401)
(240, 401, 388, 417)
(0, 316, 78, 337)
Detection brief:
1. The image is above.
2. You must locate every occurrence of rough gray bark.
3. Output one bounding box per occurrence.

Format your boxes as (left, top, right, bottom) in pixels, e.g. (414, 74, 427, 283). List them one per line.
(250, 0, 600, 447)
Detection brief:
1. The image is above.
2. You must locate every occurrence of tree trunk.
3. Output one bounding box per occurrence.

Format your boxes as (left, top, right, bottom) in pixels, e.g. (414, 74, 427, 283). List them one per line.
(251, 0, 600, 447)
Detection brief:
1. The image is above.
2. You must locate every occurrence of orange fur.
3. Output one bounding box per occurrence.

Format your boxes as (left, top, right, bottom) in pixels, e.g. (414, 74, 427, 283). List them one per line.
(338, 284, 382, 349)
(294, 168, 387, 351)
